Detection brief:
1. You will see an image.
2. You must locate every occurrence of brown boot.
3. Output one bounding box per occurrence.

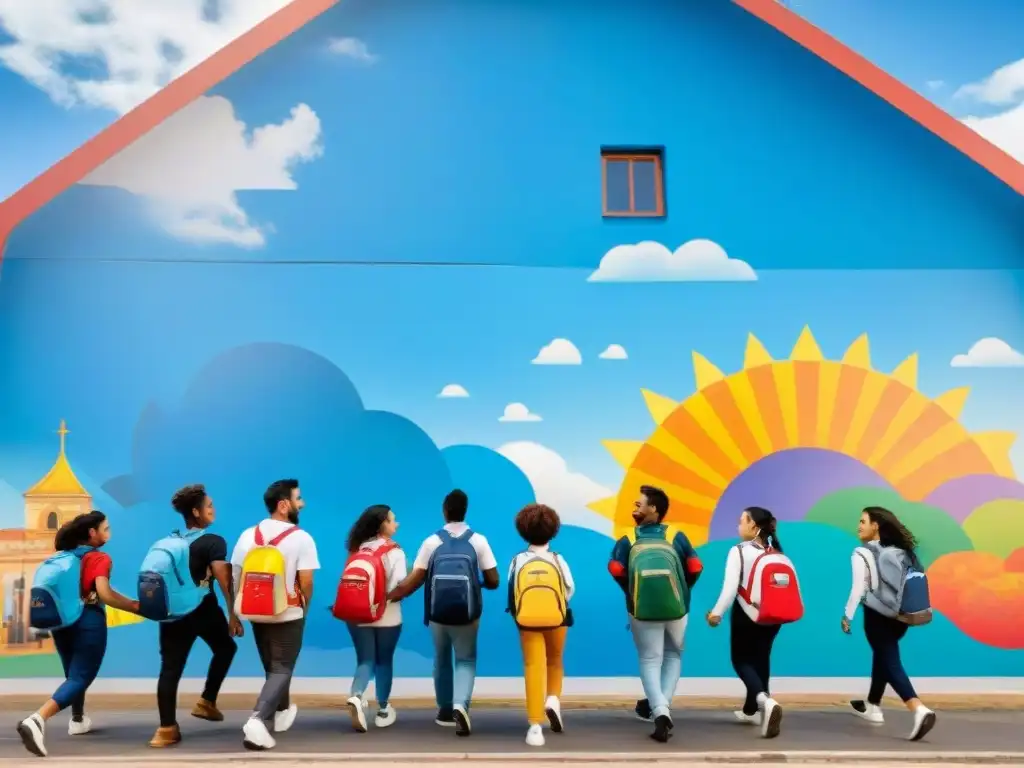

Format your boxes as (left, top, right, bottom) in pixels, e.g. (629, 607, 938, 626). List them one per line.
(149, 725, 181, 748)
(191, 699, 224, 722)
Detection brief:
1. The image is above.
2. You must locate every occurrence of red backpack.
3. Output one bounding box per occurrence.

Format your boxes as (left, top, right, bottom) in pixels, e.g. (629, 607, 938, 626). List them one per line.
(736, 545, 804, 625)
(331, 541, 399, 624)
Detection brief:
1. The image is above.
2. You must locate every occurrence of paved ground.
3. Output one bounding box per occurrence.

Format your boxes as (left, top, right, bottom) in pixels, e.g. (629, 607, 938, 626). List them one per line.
(0, 707, 1020, 759)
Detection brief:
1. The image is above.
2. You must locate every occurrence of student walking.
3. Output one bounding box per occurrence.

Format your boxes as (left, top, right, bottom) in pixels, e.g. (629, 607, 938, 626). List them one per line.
(608, 486, 703, 743)
(842, 506, 936, 741)
(18, 511, 141, 757)
(388, 489, 500, 736)
(333, 504, 407, 731)
(707, 506, 802, 740)
(148, 485, 241, 748)
(507, 503, 575, 747)
(230, 479, 320, 751)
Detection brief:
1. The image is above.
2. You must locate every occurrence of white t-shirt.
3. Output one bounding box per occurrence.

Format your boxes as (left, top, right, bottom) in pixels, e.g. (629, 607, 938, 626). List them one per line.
(508, 544, 575, 600)
(412, 522, 498, 572)
(230, 519, 320, 623)
(710, 540, 770, 622)
(356, 536, 408, 628)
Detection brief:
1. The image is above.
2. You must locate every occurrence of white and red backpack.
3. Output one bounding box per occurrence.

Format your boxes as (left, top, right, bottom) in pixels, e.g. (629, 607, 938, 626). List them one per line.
(331, 541, 399, 624)
(736, 544, 804, 625)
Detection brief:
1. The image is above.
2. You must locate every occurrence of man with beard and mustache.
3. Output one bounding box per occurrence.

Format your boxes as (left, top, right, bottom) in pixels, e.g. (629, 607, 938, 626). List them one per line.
(607, 486, 703, 743)
(230, 479, 320, 750)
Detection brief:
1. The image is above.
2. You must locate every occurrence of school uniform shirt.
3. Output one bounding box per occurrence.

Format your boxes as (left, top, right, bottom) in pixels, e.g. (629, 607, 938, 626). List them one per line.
(709, 540, 774, 622)
(80, 551, 112, 605)
(844, 546, 881, 621)
(230, 520, 320, 623)
(507, 545, 576, 601)
(412, 522, 498, 573)
(357, 536, 408, 628)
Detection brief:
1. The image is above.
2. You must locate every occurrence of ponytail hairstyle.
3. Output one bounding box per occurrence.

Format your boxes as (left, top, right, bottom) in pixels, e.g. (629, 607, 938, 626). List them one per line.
(864, 506, 918, 555)
(53, 510, 107, 552)
(745, 506, 782, 553)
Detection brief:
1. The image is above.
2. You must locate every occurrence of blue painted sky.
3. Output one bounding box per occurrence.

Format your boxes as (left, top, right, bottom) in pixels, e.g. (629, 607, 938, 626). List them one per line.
(0, 0, 1021, 201)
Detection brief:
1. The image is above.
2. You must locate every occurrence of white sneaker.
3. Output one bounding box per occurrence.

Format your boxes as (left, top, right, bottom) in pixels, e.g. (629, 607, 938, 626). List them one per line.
(850, 700, 884, 725)
(242, 716, 276, 750)
(68, 715, 93, 736)
(347, 695, 368, 733)
(453, 704, 472, 736)
(525, 724, 545, 747)
(374, 704, 397, 728)
(909, 706, 936, 741)
(544, 695, 563, 733)
(17, 715, 47, 757)
(273, 704, 298, 733)
(760, 697, 783, 739)
(733, 710, 759, 725)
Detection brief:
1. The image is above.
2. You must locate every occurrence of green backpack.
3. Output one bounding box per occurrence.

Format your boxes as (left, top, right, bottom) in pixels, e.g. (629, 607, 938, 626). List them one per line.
(628, 528, 688, 621)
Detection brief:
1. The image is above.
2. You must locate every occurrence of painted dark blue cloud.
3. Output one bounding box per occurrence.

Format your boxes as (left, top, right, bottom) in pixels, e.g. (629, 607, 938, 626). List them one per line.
(99, 342, 539, 672)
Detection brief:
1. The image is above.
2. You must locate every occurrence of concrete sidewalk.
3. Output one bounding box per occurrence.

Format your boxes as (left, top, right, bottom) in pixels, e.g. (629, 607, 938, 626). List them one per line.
(1, 707, 1021, 761)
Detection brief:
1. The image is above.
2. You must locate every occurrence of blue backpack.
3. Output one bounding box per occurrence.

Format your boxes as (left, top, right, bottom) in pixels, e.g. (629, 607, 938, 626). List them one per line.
(137, 529, 208, 622)
(424, 528, 482, 626)
(861, 542, 933, 626)
(30, 546, 94, 631)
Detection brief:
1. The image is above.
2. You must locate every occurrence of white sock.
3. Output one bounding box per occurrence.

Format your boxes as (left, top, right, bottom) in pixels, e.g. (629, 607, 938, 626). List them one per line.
(756, 692, 768, 707)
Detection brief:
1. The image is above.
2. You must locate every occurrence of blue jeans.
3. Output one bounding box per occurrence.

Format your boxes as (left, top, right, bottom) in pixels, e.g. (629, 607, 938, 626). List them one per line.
(630, 615, 687, 719)
(51, 605, 108, 712)
(430, 621, 478, 710)
(347, 623, 402, 707)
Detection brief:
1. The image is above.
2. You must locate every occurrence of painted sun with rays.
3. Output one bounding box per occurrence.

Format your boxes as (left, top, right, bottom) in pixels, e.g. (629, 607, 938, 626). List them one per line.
(588, 327, 1017, 544)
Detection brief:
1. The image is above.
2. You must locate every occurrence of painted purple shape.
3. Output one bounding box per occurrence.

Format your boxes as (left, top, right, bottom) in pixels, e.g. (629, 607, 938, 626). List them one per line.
(922, 474, 1024, 522)
(709, 448, 891, 541)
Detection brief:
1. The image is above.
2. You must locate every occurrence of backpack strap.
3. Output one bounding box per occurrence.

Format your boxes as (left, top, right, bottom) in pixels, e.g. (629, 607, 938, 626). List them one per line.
(737, 545, 767, 604)
(268, 526, 299, 547)
(254, 524, 265, 547)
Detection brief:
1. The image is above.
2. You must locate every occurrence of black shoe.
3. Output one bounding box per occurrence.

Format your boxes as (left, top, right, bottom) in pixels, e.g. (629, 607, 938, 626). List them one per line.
(635, 698, 652, 721)
(651, 714, 673, 743)
(435, 707, 456, 727)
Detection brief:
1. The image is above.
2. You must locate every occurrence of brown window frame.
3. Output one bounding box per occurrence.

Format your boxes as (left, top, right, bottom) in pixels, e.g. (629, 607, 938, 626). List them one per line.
(601, 150, 665, 218)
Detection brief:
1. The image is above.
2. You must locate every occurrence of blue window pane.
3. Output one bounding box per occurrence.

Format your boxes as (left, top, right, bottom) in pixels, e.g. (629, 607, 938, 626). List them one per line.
(632, 160, 658, 213)
(605, 160, 630, 212)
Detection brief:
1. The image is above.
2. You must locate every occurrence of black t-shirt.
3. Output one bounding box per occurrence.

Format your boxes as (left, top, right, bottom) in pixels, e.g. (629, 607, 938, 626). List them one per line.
(187, 532, 228, 592)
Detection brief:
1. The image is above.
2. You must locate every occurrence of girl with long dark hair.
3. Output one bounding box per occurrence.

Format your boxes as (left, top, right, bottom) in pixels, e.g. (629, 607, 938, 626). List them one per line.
(17, 511, 140, 757)
(342, 504, 406, 732)
(706, 506, 785, 739)
(843, 506, 936, 741)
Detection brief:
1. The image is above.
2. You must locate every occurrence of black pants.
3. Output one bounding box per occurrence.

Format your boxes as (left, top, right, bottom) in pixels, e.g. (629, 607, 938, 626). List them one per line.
(157, 593, 237, 726)
(864, 606, 917, 703)
(251, 617, 305, 721)
(730, 605, 781, 715)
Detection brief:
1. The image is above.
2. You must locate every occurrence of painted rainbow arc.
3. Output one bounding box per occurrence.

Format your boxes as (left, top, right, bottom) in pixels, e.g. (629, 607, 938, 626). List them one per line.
(590, 327, 1017, 544)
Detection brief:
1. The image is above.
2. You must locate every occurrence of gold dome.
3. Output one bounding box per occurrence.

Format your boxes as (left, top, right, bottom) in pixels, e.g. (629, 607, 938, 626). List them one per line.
(24, 420, 89, 497)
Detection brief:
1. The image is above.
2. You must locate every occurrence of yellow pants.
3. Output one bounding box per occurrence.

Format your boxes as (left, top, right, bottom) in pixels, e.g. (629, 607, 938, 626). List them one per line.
(518, 627, 567, 725)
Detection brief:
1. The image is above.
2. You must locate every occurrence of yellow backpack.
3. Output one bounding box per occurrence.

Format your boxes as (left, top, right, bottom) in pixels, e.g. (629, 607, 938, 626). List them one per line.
(512, 554, 567, 630)
(235, 525, 300, 622)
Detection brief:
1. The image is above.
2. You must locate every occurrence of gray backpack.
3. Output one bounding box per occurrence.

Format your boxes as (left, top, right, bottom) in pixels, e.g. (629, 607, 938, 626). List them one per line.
(858, 542, 932, 626)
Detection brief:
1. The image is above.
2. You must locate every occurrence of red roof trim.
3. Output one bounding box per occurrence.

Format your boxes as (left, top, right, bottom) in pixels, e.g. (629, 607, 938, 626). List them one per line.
(0, 0, 1021, 269)
(736, 0, 1024, 196)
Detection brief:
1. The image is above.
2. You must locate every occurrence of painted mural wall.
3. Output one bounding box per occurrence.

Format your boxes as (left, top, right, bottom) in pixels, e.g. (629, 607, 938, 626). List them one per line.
(1, 0, 1023, 684)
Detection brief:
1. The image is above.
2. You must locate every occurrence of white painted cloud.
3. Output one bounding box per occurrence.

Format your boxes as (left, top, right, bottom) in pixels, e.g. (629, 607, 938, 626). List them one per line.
(954, 58, 1024, 163)
(0, 0, 295, 115)
(951, 337, 1024, 368)
(499, 403, 541, 423)
(327, 36, 378, 64)
(531, 338, 582, 365)
(498, 441, 613, 537)
(955, 58, 1024, 107)
(80, 95, 323, 246)
(437, 383, 469, 398)
(598, 343, 628, 360)
(963, 102, 1024, 164)
(588, 239, 756, 282)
